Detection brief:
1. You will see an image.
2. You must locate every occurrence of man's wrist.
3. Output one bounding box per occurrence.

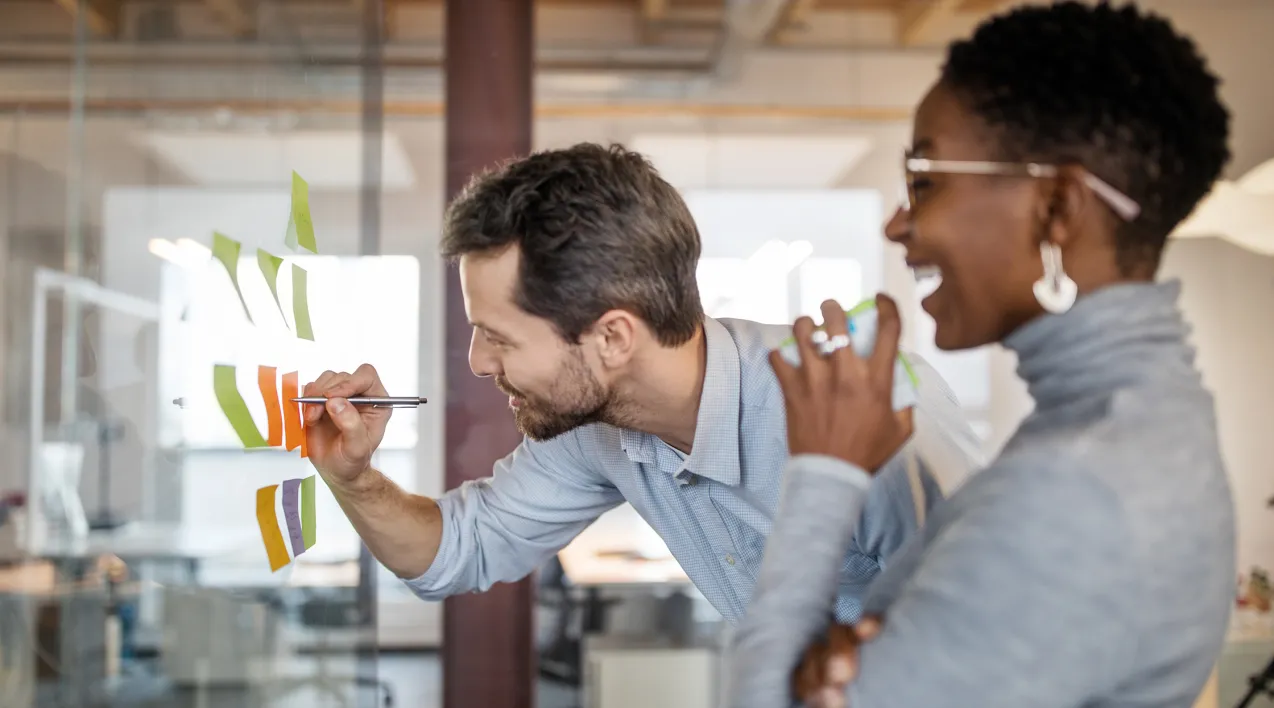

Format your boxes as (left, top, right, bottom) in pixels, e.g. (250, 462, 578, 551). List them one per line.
(329, 466, 380, 498)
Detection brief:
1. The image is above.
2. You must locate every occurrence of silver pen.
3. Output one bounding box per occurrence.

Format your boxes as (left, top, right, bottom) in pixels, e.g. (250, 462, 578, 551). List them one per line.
(292, 396, 428, 408)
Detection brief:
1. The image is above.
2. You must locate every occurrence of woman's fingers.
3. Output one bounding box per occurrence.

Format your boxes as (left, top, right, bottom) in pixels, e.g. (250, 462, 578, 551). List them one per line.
(871, 294, 903, 388)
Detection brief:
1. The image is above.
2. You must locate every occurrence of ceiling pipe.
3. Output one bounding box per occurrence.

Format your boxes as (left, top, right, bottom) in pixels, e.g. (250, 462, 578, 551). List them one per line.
(0, 97, 912, 122)
(0, 40, 719, 74)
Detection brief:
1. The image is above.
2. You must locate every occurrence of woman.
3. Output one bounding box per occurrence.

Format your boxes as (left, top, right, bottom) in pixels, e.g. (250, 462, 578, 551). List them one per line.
(725, 2, 1235, 707)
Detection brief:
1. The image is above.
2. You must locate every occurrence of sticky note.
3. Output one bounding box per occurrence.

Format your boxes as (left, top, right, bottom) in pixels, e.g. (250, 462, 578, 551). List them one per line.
(300, 414, 309, 459)
(282, 371, 304, 453)
(301, 475, 316, 550)
(256, 248, 288, 326)
(292, 263, 314, 341)
(281, 478, 306, 557)
(213, 365, 268, 448)
(256, 484, 291, 572)
(286, 171, 318, 254)
(257, 365, 283, 447)
(212, 232, 253, 324)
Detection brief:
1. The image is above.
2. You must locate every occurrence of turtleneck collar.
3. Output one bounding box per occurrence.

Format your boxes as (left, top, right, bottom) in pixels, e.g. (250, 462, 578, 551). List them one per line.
(1003, 279, 1196, 409)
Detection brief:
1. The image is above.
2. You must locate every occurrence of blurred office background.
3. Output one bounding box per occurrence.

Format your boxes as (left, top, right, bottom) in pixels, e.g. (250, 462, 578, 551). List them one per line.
(0, 0, 1271, 707)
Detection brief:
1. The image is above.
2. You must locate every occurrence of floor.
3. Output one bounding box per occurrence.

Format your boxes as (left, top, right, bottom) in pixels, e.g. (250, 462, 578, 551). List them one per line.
(27, 652, 580, 708)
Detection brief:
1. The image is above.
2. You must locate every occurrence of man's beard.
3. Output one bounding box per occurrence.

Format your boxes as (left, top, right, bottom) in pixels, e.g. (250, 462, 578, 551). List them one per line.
(494, 348, 614, 442)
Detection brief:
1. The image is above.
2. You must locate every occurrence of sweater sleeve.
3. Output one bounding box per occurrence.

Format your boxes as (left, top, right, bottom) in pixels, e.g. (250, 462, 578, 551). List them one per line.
(723, 453, 1137, 708)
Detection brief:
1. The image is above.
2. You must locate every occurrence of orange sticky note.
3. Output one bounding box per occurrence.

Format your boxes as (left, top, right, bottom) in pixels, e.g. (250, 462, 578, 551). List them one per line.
(258, 366, 283, 447)
(300, 415, 309, 459)
(256, 484, 291, 572)
(282, 371, 303, 453)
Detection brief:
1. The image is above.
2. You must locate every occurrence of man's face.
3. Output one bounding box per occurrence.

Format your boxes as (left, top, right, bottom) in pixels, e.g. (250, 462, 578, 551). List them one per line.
(460, 245, 614, 441)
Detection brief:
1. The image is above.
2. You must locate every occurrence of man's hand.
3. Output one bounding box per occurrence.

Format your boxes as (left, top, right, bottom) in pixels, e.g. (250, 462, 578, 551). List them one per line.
(793, 617, 882, 708)
(302, 363, 392, 488)
(769, 296, 913, 474)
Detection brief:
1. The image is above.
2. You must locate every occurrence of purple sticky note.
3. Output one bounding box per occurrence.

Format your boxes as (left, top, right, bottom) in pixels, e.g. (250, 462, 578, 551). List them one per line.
(281, 478, 306, 558)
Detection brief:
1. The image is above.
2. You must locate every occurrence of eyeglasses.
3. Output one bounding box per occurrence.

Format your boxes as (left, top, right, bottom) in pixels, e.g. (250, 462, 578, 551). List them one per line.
(901, 152, 1141, 222)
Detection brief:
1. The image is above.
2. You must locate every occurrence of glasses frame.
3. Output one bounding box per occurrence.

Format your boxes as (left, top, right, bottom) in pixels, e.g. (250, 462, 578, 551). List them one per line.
(902, 154, 1141, 222)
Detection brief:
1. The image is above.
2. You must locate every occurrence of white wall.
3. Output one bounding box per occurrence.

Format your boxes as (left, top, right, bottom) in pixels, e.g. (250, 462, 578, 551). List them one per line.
(1161, 238, 1274, 577)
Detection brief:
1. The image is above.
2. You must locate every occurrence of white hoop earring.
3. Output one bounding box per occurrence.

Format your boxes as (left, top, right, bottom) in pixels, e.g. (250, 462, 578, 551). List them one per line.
(1032, 241, 1078, 314)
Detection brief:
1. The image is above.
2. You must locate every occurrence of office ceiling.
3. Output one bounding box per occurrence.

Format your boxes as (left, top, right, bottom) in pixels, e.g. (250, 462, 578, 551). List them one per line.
(0, 0, 1009, 48)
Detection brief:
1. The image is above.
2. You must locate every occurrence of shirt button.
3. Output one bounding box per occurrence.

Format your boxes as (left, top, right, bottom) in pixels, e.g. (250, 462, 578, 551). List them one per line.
(686, 476, 698, 486)
(725, 554, 735, 565)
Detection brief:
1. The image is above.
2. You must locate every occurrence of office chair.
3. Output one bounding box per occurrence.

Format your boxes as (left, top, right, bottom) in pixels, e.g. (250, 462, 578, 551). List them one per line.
(535, 555, 620, 686)
(1236, 654, 1274, 708)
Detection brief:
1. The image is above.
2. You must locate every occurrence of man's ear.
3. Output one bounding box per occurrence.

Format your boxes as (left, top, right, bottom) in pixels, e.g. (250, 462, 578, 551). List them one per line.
(587, 309, 641, 368)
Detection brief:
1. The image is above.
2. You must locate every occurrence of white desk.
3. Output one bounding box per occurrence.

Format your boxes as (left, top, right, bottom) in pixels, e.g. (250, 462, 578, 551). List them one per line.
(558, 504, 690, 588)
(26, 521, 257, 583)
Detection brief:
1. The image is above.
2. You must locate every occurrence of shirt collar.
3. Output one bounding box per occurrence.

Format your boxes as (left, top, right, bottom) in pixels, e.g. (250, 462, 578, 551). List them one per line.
(619, 317, 742, 486)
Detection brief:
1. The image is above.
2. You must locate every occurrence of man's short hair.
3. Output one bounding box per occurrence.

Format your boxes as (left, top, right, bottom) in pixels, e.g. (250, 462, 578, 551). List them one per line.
(441, 142, 704, 347)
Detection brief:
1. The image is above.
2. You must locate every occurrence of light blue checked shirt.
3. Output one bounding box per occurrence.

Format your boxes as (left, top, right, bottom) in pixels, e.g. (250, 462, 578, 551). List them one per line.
(405, 317, 979, 624)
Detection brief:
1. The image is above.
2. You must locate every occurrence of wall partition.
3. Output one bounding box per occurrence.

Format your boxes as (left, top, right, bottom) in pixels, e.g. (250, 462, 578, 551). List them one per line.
(0, 2, 423, 706)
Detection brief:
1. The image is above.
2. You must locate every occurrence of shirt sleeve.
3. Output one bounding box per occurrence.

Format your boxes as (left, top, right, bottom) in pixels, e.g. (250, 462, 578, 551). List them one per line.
(724, 453, 1137, 708)
(850, 447, 941, 570)
(404, 433, 626, 599)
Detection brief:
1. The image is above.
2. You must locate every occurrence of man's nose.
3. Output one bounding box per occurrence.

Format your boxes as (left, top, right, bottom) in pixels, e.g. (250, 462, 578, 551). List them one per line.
(468, 334, 500, 378)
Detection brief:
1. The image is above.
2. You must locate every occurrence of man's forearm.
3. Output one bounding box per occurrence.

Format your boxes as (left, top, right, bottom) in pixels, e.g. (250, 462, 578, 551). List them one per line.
(327, 467, 443, 579)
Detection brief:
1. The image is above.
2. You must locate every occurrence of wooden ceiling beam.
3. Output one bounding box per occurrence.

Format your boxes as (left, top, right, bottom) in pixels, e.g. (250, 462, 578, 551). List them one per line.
(639, 0, 670, 44)
(764, 0, 820, 45)
(351, 0, 399, 39)
(203, 0, 255, 39)
(52, 0, 122, 38)
(897, 0, 962, 46)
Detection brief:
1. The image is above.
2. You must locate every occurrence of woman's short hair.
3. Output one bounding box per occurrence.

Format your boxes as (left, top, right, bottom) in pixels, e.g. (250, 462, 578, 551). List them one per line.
(941, 1, 1231, 272)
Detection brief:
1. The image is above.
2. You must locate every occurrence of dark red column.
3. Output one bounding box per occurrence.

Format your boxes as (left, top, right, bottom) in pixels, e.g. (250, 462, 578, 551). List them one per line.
(442, 1, 535, 707)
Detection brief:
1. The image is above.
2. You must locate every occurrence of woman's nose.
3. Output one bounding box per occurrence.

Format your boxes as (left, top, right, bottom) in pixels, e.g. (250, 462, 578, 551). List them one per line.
(883, 205, 912, 244)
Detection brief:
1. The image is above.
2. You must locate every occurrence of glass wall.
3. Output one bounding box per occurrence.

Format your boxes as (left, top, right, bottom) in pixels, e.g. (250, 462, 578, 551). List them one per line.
(0, 2, 439, 706)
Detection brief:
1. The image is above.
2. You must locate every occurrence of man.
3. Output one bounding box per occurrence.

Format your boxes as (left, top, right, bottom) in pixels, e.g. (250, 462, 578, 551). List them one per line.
(301, 143, 980, 624)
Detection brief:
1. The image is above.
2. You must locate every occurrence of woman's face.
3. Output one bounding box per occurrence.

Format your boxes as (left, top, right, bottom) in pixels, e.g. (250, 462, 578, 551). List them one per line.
(885, 82, 1116, 351)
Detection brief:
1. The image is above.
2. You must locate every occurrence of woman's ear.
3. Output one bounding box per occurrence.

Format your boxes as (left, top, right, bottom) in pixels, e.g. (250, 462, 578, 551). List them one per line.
(1040, 165, 1092, 250)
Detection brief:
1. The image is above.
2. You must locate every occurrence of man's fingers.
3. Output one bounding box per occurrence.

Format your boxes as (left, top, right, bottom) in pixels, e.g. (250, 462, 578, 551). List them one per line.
(353, 363, 389, 397)
(325, 398, 370, 458)
(301, 365, 384, 424)
(328, 364, 385, 398)
(871, 294, 904, 383)
(304, 371, 339, 423)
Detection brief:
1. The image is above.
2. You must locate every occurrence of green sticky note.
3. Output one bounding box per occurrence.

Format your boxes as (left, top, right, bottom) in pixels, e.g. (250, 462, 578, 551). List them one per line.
(212, 232, 253, 324)
(288, 171, 317, 254)
(301, 475, 316, 550)
(256, 248, 288, 326)
(213, 365, 268, 448)
(292, 263, 314, 341)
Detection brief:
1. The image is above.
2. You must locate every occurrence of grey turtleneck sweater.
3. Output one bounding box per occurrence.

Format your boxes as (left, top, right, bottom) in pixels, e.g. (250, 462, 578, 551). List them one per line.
(724, 281, 1236, 708)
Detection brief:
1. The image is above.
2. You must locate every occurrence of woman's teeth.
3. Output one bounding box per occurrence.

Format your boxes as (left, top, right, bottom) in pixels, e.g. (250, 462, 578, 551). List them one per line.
(912, 265, 941, 281)
(912, 265, 942, 298)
